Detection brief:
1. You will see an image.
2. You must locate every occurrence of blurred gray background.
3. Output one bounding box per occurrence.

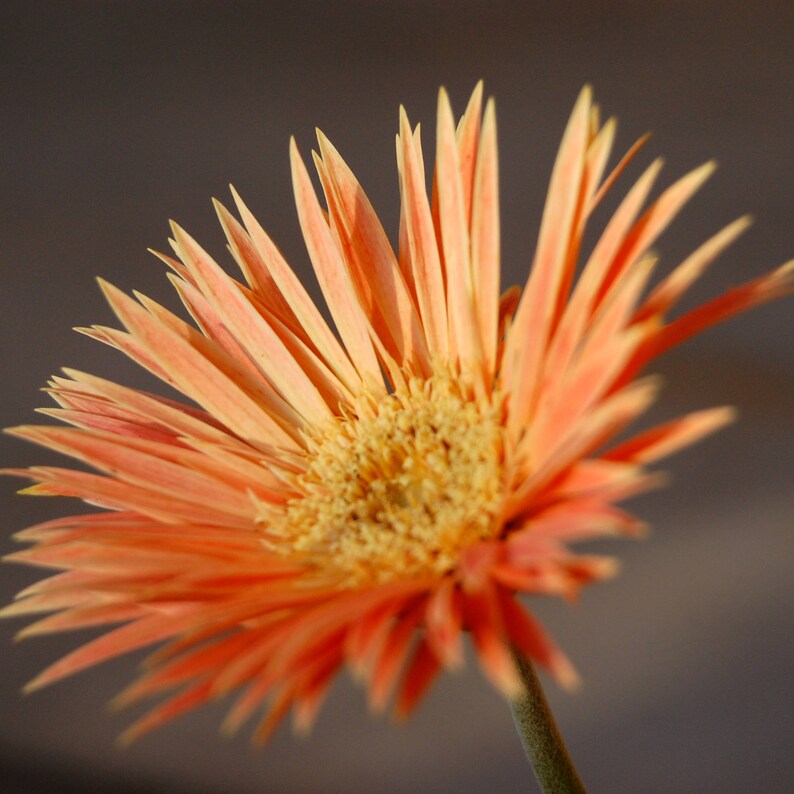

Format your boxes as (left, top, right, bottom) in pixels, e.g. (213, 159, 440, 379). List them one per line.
(1, 2, 792, 792)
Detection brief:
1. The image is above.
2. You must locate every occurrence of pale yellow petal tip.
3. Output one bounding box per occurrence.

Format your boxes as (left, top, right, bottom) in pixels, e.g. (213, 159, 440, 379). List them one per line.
(557, 659, 582, 693)
(108, 686, 138, 712)
(314, 127, 333, 152)
(628, 520, 651, 539)
(115, 728, 137, 749)
(21, 674, 47, 695)
(291, 713, 317, 739)
(773, 259, 794, 285)
(13, 624, 42, 642)
(713, 405, 739, 427)
(501, 668, 525, 702)
(597, 557, 621, 581)
(437, 85, 452, 115)
(219, 716, 240, 740)
(694, 159, 718, 183)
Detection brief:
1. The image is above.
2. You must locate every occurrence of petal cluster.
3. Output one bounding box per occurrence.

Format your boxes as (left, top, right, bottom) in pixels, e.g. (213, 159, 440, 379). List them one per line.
(4, 84, 791, 744)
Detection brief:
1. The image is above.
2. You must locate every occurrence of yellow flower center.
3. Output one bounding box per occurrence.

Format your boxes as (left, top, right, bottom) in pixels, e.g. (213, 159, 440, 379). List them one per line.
(267, 373, 506, 586)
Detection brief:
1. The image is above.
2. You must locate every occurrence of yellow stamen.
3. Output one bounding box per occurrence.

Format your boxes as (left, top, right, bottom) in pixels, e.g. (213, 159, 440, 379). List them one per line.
(266, 372, 506, 585)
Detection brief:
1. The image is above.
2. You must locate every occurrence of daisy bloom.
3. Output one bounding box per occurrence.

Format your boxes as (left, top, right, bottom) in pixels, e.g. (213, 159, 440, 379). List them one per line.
(4, 83, 792, 758)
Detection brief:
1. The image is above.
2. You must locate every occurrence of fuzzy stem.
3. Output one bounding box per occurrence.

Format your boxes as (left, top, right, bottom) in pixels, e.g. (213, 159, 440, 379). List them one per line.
(509, 653, 587, 793)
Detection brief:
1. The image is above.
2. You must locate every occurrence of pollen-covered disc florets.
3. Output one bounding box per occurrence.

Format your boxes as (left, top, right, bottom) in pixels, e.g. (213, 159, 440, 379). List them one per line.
(266, 372, 506, 585)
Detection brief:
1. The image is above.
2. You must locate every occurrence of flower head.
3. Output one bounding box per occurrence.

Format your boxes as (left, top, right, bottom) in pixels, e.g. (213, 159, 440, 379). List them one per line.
(4, 84, 792, 744)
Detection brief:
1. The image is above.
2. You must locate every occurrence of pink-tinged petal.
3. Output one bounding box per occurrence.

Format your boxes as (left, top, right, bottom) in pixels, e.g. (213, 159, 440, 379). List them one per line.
(550, 463, 667, 509)
(206, 622, 305, 701)
(636, 216, 752, 321)
(454, 80, 484, 225)
(508, 377, 661, 517)
(508, 502, 646, 543)
(599, 161, 716, 303)
(289, 139, 385, 392)
(76, 324, 178, 388)
(397, 108, 449, 357)
(605, 406, 737, 464)
(394, 637, 441, 719)
(99, 281, 301, 450)
(148, 247, 195, 287)
(227, 190, 365, 394)
(11, 466, 255, 529)
(291, 646, 345, 735)
(112, 630, 263, 710)
(12, 425, 268, 517)
(315, 132, 431, 376)
(15, 602, 146, 639)
(490, 561, 573, 598)
(345, 601, 403, 680)
(42, 383, 183, 436)
(221, 673, 284, 740)
(211, 199, 300, 328)
(0, 588, 88, 619)
(264, 582, 433, 687)
(470, 98, 501, 380)
(589, 131, 651, 212)
(178, 252, 353, 416)
(577, 117, 617, 228)
(464, 582, 522, 698)
(168, 274, 273, 383)
(118, 679, 215, 746)
(554, 117, 615, 306)
(170, 224, 333, 425)
(505, 86, 592, 436)
(436, 88, 480, 370)
(548, 459, 649, 501)
(498, 592, 580, 691)
(255, 306, 355, 412)
(368, 603, 423, 712)
(253, 690, 298, 744)
(56, 370, 231, 444)
(35, 408, 181, 446)
(164, 280, 350, 451)
(424, 577, 464, 668)
(23, 610, 193, 693)
(395, 136, 416, 304)
(627, 260, 794, 376)
(543, 159, 663, 385)
(532, 259, 658, 456)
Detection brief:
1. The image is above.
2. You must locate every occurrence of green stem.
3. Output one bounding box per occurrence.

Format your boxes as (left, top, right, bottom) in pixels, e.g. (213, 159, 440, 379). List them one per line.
(509, 653, 587, 793)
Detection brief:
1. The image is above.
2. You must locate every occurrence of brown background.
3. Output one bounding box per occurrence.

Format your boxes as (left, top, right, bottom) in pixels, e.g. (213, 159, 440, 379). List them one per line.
(1, 2, 792, 792)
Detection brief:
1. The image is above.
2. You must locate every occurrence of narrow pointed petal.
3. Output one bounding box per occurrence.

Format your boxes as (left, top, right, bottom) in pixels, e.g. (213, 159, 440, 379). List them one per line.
(639, 217, 753, 321)
(606, 406, 738, 464)
(315, 131, 431, 375)
(170, 224, 333, 425)
(228, 189, 365, 394)
(436, 88, 480, 370)
(99, 280, 299, 450)
(454, 80, 484, 225)
(397, 108, 449, 357)
(505, 86, 592, 434)
(394, 637, 441, 719)
(470, 98, 501, 379)
(289, 140, 384, 392)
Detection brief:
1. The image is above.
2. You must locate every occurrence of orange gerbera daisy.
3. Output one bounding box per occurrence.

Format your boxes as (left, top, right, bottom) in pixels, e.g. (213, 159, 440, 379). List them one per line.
(4, 84, 792, 746)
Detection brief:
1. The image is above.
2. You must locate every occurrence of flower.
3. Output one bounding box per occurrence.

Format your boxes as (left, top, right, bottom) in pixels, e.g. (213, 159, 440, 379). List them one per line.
(4, 84, 792, 745)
